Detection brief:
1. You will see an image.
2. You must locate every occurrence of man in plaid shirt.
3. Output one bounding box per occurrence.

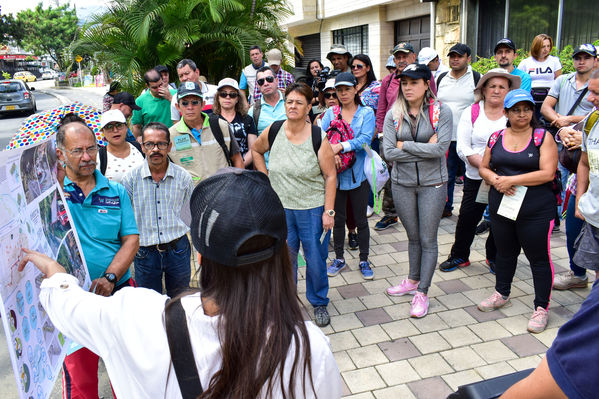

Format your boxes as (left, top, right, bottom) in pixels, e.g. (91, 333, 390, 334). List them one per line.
(252, 48, 294, 101)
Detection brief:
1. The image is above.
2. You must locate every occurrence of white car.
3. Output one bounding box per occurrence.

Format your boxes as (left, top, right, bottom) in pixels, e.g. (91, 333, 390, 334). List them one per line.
(41, 70, 58, 80)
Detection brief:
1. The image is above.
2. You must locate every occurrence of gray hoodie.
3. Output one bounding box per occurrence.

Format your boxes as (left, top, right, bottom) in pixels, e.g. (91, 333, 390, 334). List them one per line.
(382, 103, 452, 187)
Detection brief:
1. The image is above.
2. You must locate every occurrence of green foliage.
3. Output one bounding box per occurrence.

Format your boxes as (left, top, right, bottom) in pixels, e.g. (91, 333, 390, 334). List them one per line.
(13, 4, 79, 71)
(73, 0, 292, 94)
(2, 71, 11, 79)
(0, 14, 22, 45)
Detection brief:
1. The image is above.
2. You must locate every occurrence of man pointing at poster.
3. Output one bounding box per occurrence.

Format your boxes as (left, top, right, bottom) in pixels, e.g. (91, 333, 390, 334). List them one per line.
(55, 119, 139, 398)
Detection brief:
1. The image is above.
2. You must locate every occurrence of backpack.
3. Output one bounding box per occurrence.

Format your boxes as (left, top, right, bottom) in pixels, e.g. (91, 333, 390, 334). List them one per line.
(98, 141, 144, 176)
(488, 128, 562, 205)
(326, 106, 356, 173)
(268, 120, 322, 156)
(471, 102, 481, 125)
(436, 70, 481, 88)
(207, 114, 234, 166)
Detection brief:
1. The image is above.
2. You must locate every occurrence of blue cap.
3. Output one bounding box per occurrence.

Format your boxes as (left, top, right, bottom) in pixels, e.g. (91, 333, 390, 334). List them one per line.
(504, 89, 535, 109)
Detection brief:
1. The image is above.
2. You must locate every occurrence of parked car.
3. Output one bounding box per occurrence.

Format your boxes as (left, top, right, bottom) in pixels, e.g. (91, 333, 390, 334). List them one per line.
(41, 70, 58, 80)
(13, 71, 37, 82)
(0, 80, 36, 116)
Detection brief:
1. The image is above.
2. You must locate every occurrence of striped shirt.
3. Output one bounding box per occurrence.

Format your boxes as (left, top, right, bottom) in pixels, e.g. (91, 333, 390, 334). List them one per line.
(121, 161, 194, 246)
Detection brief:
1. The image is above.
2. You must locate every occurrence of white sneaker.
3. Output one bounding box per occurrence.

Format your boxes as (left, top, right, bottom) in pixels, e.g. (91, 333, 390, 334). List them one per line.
(366, 206, 374, 217)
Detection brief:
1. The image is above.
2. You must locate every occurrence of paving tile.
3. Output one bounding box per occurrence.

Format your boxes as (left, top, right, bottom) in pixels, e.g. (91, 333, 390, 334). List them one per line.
(461, 275, 496, 289)
(438, 326, 482, 348)
(475, 361, 516, 380)
(442, 370, 483, 391)
(373, 385, 417, 399)
(496, 315, 529, 335)
(534, 327, 559, 347)
(472, 340, 518, 363)
(437, 308, 478, 327)
(344, 393, 375, 399)
(347, 345, 389, 368)
(338, 283, 370, 299)
(463, 305, 506, 322)
(409, 332, 451, 354)
(468, 320, 513, 341)
(508, 354, 543, 371)
(363, 279, 394, 296)
(409, 313, 450, 333)
(378, 338, 421, 362)
(499, 298, 534, 317)
(369, 254, 396, 267)
(360, 293, 394, 309)
(352, 325, 391, 346)
(383, 302, 413, 320)
(408, 353, 454, 378)
(406, 376, 454, 399)
(440, 346, 486, 371)
(334, 350, 356, 372)
(390, 240, 409, 252)
(375, 360, 421, 385)
(331, 313, 364, 332)
(462, 287, 498, 305)
(329, 330, 361, 352)
(334, 297, 367, 314)
(436, 293, 475, 310)
(355, 308, 393, 327)
(435, 279, 471, 295)
(500, 334, 547, 357)
(342, 367, 386, 394)
(380, 319, 421, 340)
(342, 379, 352, 396)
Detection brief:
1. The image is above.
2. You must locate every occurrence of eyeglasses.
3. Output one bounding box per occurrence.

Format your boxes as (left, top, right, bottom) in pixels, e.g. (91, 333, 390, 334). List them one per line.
(103, 122, 126, 131)
(323, 92, 338, 99)
(351, 64, 365, 70)
(142, 141, 170, 150)
(180, 100, 201, 107)
(64, 145, 99, 158)
(256, 76, 275, 86)
(218, 91, 239, 99)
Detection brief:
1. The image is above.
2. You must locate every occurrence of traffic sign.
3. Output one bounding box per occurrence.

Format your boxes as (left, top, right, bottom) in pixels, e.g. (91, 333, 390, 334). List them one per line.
(75, 55, 83, 63)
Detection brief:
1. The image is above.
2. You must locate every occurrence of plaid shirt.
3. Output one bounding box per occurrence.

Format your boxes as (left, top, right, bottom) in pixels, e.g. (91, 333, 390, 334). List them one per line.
(121, 161, 193, 246)
(253, 68, 295, 102)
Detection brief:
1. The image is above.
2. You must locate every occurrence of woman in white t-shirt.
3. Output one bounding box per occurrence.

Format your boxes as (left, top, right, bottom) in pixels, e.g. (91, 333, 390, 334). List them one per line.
(96, 109, 145, 183)
(439, 69, 520, 274)
(518, 34, 562, 89)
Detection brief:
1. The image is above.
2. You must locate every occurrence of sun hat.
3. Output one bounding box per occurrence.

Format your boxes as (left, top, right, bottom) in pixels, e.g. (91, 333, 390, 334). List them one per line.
(327, 44, 352, 61)
(473, 68, 521, 102)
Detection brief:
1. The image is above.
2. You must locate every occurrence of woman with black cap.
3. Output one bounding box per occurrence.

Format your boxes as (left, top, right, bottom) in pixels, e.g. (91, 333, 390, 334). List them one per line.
(18, 169, 342, 398)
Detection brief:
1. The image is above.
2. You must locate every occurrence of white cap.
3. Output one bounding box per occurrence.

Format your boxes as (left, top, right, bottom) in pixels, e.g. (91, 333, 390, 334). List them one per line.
(418, 47, 439, 66)
(217, 78, 240, 91)
(385, 55, 395, 68)
(266, 49, 282, 65)
(100, 109, 126, 129)
(324, 78, 336, 90)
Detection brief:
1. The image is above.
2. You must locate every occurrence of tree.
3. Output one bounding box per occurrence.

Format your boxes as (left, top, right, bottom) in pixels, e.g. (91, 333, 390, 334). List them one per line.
(73, 0, 291, 94)
(14, 3, 79, 71)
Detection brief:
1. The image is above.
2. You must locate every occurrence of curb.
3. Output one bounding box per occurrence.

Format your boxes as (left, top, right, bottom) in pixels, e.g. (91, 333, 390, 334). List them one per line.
(36, 89, 71, 105)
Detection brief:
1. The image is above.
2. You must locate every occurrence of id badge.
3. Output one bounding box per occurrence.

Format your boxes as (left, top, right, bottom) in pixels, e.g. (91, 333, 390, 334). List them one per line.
(174, 135, 192, 151)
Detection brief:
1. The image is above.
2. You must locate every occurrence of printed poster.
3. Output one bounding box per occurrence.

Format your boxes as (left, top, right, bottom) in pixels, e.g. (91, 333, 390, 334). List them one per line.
(0, 138, 91, 399)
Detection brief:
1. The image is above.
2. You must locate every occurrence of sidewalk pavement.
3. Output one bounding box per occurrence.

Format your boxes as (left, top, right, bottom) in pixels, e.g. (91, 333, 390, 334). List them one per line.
(300, 185, 591, 398)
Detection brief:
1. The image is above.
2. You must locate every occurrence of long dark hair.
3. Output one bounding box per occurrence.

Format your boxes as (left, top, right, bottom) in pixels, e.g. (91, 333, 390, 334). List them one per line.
(351, 54, 377, 95)
(171, 235, 315, 399)
(305, 59, 323, 78)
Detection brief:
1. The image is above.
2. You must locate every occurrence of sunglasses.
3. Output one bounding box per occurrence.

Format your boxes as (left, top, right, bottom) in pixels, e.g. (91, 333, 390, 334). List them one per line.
(323, 92, 338, 99)
(351, 64, 365, 70)
(180, 100, 201, 106)
(104, 122, 126, 131)
(257, 76, 275, 86)
(218, 91, 239, 99)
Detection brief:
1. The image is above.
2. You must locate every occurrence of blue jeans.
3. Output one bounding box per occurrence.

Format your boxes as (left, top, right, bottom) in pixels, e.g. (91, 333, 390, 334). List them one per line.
(134, 235, 191, 298)
(565, 194, 586, 276)
(445, 141, 464, 211)
(285, 207, 330, 307)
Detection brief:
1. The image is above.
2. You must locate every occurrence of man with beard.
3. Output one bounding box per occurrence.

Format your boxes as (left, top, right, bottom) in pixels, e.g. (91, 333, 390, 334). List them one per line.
(121, 122, 194, 298)
(56, 120, 139, 397)
(494, 38, 531, 92)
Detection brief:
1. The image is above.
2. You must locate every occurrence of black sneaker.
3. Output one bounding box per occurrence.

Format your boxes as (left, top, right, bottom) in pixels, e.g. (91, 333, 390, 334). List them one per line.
(374, 216, 398, 230)
(476, 220, 490, 235)
(348, 232, 358, 250)
(439, 257, 470, 272)
(313, 306, 330, 327)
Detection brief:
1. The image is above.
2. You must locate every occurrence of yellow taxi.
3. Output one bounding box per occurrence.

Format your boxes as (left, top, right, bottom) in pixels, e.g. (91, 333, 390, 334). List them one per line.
(14, 71, 37, 82)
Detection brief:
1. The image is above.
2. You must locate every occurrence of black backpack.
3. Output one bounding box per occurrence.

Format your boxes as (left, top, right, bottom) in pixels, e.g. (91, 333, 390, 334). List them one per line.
(436, 70, 481, 88)
(267, 120, 322, 156)
(207, 114, 234, 166)
(98, 141, 144, 176)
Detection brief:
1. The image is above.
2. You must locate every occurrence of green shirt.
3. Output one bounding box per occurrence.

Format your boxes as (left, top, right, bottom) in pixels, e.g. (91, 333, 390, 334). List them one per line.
(131, 88, 177, 127)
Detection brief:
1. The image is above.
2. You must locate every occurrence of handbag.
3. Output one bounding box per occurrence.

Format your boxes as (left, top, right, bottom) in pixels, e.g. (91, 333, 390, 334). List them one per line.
(546, 85, 588, 136)
(558, 110, 599, 174)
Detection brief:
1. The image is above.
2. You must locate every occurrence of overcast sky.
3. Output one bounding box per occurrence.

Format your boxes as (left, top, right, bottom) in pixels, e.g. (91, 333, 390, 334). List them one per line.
(1, 0, 106, 20)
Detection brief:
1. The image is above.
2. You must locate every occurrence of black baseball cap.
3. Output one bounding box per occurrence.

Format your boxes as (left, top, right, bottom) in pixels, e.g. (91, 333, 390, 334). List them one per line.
(494, 38, 516, 53)
(399, 63, 432, 81)
(573, 44, 597, 58)
(392, 42, 415, 55)
(334, 72, 357, 87)
(190, 168, 287, 267)
(177, 81, 203, 100)
(113, 92, 141, 110)
(448, 43, 471, 56)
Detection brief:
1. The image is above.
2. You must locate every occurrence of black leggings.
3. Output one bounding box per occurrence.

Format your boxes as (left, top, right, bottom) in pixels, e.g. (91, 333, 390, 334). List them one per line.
(491, 212, 554, 310)
(334, 180, 370, 262)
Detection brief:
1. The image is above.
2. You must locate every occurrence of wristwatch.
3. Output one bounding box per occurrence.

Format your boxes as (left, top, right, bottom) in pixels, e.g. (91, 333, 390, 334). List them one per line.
(103, 272, 117, 284)
(326, 209, 336, 217)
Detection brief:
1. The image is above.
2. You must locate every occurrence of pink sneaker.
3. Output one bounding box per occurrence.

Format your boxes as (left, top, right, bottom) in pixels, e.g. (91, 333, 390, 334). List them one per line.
(387, 279, 418, 296)
(527, 307, 549, 333)
(477, 291, 511, 312)
(410, 292, 429, 318)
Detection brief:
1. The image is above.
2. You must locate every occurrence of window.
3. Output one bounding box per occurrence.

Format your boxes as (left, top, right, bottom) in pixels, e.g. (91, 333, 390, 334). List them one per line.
(332, 25, 368, 56)
(508, 0, 558, 54)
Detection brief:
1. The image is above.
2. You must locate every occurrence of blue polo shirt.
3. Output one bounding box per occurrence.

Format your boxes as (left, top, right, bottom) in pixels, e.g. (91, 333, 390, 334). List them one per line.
(63, 170, 138, 284)
(250, 91, 287, 135)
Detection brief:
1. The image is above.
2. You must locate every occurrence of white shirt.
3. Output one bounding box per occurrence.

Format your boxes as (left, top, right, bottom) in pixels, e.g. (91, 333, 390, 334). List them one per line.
(456, 101, 507, 179)
(96, 143, 145, 183)
(517, 55, 562, 89)
(436, 66, 477, 141)
(40, 274, 342, 399)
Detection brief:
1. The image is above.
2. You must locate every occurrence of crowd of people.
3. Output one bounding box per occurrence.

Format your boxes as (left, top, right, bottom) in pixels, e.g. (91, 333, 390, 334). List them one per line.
(23, 36, 599, 398)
